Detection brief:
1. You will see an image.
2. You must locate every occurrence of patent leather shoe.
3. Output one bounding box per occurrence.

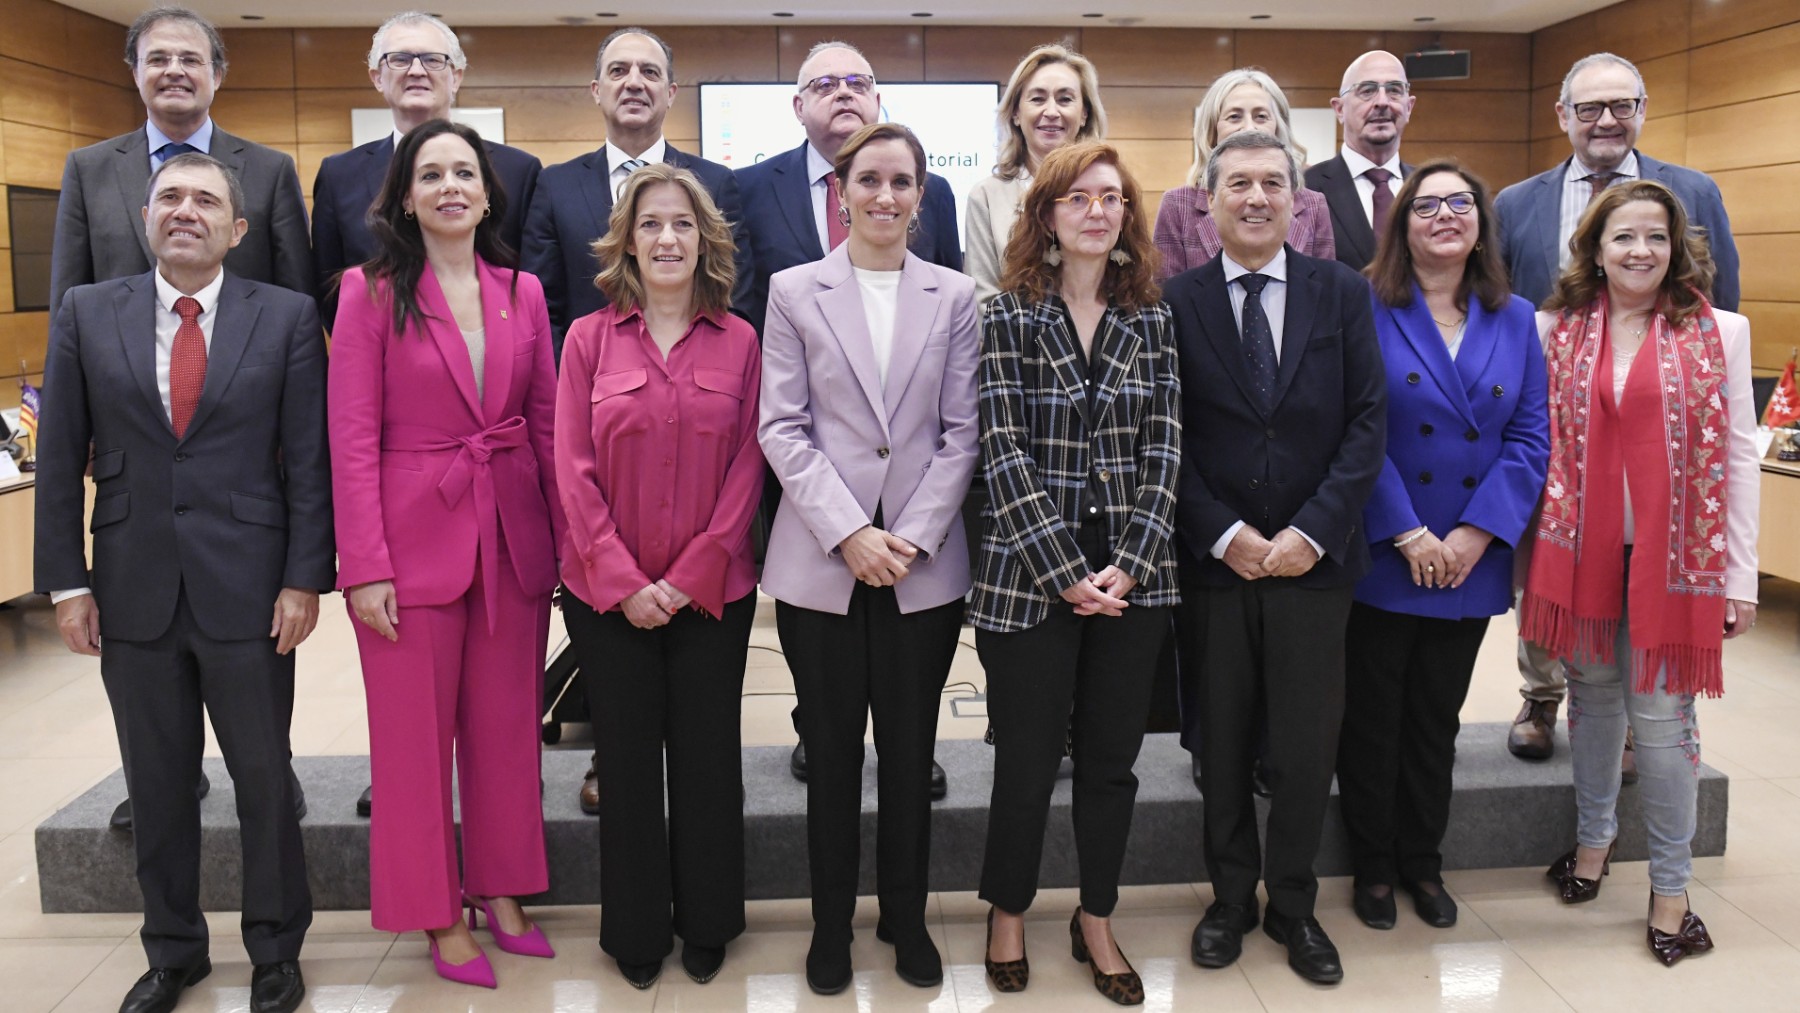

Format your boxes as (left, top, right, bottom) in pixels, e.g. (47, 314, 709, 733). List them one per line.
(1352, 883, 1396, 929)
(250, 959, 305, 1013)
(1263, 909, 1344, 984)
(1647, 893, 1714, 967)
(1548, 840, 1615, 903)
(120, 957, 211, 1013)
(616, 958, 661, 990)
(1190, 900, 1258, 968)
(681, 942, 725, 984)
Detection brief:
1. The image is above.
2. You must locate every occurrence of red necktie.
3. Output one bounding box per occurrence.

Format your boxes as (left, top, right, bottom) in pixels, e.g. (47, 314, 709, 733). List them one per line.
(1366, 167, 1395, 235)
(824, 171, 849, 250)
(170, 296, 206, 437)
(1586, 171, 1619, 204)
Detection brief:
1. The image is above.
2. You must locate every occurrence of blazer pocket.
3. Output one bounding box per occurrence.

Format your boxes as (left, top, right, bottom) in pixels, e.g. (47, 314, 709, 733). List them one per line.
(1309, 329, 1342, 351)
(693, 367, 747, 400)
(90, 490, 129, 531)
(514, 335, 538, 357)
(91, 448, 125, 481)
(591, 367, 648, 402)
(230, 491, 289, 529)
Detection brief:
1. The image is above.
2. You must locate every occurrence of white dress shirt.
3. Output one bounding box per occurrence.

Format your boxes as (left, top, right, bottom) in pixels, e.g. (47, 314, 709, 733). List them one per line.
(607, 137, 667, 202)
(1208, 247, 1324, 562)
(806, 143, 837, 254)
(146, 117, 214, 171)
(1558, 151, 1640, 269)
(1340, 144, 1406, 229)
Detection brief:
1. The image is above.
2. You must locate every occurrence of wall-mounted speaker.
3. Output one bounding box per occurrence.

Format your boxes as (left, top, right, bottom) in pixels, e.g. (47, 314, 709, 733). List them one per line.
(1405, 49, 1472, 82)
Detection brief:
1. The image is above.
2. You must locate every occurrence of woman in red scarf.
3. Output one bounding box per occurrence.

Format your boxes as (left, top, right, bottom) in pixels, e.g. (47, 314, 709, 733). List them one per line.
(1521, 181, 1759, 966)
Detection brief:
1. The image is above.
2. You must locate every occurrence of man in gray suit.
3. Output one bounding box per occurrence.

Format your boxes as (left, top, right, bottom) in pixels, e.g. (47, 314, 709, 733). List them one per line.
(1493, 51, 1741, 763)
(49, 5, 312, 317)
(35, 153, 330, 1013)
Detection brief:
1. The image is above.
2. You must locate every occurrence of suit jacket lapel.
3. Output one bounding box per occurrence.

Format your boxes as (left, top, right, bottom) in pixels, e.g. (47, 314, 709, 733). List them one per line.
(1185, 260, 1262, 414)
(1321, 157, 1375, 265)
(417, 262, 485, 419)
(578, 147, 615, 239)
(477, 261, 516, 422)
(814, 251, 888, 435)
(776, 144, 826, 261)
(210, 127, 248, 183)
(1389, 290, 1475, 426)
(1533, 164, 1565, 282)
(881, 255, 940, 410)
(1089, 306, 1144, 423)
(1455, 298, 1500, 406)
(114, 273, 166, 430)
(182, 273, 258, 441)
(113, 129, 155, 266)
(1272, 254, 1315, 409)
(1037, 301, 1092, 430)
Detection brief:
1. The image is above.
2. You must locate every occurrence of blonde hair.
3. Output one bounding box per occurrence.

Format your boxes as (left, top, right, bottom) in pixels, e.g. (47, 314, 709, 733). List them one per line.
(1185, 68, 1308, 189)
(993, 43, 1107, 181)
(590, 164, 737, 316)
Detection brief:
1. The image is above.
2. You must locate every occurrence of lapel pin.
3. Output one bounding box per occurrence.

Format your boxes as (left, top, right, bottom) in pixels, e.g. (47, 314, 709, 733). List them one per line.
(500, 309, 508, 320)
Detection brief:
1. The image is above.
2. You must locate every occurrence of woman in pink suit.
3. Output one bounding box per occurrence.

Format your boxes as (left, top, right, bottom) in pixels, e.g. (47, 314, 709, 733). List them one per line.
(329, 119, 565, 988)
(759, 122, 981, 996)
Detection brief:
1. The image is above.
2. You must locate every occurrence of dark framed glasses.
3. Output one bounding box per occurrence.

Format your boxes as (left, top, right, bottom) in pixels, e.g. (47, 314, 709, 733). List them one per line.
(801, 73, 875, 97)
(380, 51, 452, 72)
(1570, 97, 1643, 122)
(1409, 192, 1476, 218)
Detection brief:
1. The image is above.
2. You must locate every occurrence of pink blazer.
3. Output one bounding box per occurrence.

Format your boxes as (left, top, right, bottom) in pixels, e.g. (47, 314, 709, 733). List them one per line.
(1152, 184, 1336, 281)
(758, 246, 981, 615)
(329, 260, 565, 617)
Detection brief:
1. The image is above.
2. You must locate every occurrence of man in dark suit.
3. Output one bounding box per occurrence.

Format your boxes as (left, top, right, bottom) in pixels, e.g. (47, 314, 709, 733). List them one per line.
(524, 27, 750, 358)
(733, 40, 961, 338)
(1165, 131, 1386, 986)
(1493, 51, 1741, 764)
(50, 5, 312, 321)
(1304, 50, 1417, 273)
(35, 153, 331, 1013)
(733, 40, 959, 794)
(310, 11, 542, 328)
(49, 3, 311, 835)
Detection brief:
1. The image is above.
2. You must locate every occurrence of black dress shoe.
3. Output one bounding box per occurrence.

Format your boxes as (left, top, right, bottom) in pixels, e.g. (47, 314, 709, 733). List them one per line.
(1403, 881, 1458, 928)
(579, 755, 600, 816)
(1251, 758, 1273, 799)
(356, 785, 372, 818)
(112, 773, 215, 834)
(289, 770, 307, 823)
(891, 927, 943, 988)
(681, 942, 725, 984)
(1190, 900, 1259, 968)
(1263, 910, 1343, 984)
(1352, 883, 1396, 930)
(929, 760, 948, 801)
(790, 742, 808, 783)
(874, 917, 892, 944)
(250, 959, 305, 1013)
(1191, 754, 1203, 794)
(805, 932, 853, 995)
(617, 958, 662, 989)
(120, 957, 211, 1013)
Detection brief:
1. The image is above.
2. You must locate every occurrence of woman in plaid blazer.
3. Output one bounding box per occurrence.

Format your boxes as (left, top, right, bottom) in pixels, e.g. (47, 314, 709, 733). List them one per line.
(970, 142, 1181, 1006)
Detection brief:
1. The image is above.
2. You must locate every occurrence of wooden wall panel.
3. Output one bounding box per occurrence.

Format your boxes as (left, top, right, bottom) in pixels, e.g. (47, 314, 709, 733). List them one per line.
(66, 75, 138, 140)
(3, 123, 82, 190)
(1736, 234, 1800, 305)
(292, 29, 374, 90)
(1382, 32, 1533, 91)
(1235, 29, 1385, 90)
(777, 28, 925, 83)
(0, 0, 69, 70)
(1712, 165, 1800, 235)
(1079, 29, 1234, 89)
(460, 87, 604, 143)
(1687, 22, 1800, 111)
(1528, 83, 1561, 141)
(1, 59, 75, 134)
(208, 91, 299, 146)
(923, 28, 1076, 83)
(1403, 91, 1530, 143)
(1637, 113, 1688, 165)
(66, 9, 127, 86)
(1689, 0, 1800, 48)
(0, 185, 11, 248)
(1598, 0, 1692, 63)
(1684, 93, 1800, 173)
(220, 27, 297, 90)
(294, 89, 375, 146)
(1638, 52, 1689, 115)
(461, 27, 609, 88)
(1, 313, 50, 377)
(1100, 87, 1204, 142)
(655, 27, 780, 84)
(0, 259, 13, 315)
(1741, 302, 1800, 373)
(1399, 141, 1529, 191)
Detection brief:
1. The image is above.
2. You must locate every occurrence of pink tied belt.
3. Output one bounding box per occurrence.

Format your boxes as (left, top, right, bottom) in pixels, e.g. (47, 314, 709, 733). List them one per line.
(383, 416, 530, 630)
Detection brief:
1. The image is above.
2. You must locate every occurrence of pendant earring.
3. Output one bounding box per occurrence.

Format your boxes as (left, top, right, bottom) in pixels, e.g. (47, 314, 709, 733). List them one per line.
(1109, 246, 1133, 266)
(907, 209, 922, 235)
(1042, 241, 1062, 267)
(1595, 265, 1604, 277)
(482, 204, 492, 219)
(837, 206, 851, 228)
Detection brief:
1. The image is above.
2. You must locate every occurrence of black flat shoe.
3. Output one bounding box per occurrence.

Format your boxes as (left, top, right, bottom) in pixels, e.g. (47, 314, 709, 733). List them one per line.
(356, 785, 372, 818)
(1190, 900, 1258, 968)
(929, 760, 948, 801)
(250, 959, 305, 1013)
(1404, 881, 1458, 928)
(681, 942, 725, 984)
(889, 924, 942, 987)
(805, 932, 852, 995)
(1263, 910, 1344, 984)
(984, 907, 1029, 993)
(617, 958, 662, 990)
(1352, 883, 1396, 930)
(790, 741, 808, 783)
(120, 957, 211, 1013)
(1069, 909, 1143, 1006)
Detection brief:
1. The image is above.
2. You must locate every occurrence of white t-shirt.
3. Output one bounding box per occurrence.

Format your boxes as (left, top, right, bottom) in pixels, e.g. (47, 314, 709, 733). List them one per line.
(854, 267, 901, 390)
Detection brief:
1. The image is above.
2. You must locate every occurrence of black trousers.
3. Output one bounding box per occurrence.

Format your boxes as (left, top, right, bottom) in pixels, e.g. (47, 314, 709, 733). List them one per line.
(776, 586, 962, 943)
(566, 591, 755, 964)
(100, 586, 311, 968)
(976, 603, 1169, 917)
(1337, 601, 1490, 887)
(1178, 575, 1352, 919)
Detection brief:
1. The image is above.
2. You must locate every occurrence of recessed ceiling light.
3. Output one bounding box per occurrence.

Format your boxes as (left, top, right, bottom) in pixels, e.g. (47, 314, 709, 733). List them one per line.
(911, 10, 932, 16)
(773, 10, 794, 16)
(1250, 13, 1272, 20)
(596, 10, 619, 16)
(1082, 12, 1103, 17)
(1414, 15, 1436, 21)
(240, 13, 264, 19)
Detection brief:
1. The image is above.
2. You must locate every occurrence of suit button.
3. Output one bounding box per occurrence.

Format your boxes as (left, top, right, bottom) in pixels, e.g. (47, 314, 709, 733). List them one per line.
(1492, 384, 1505, 397)
(1420, 423, 1434, 436)
(1097, 468, 1111, 482)
(1407, 372, 1421, 384)
(1418, 472, 1433, 485)
(175, 505, 189, 515)
(1248, 479, 1260, 490)
(1463, 476, 1477, 489)
(174, 452, 188, 462)
(1266, 428, 1276, 439)
(1465, 430, 1479, 442)
(877, 447, 890, 459)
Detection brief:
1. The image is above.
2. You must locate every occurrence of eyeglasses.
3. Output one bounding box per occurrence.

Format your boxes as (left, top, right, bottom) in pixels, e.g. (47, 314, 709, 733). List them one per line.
(1410, 191, 1477, 217)
(380, 51, 453, 72)
(141, 53, 209, 71)
(1569, 97, 1644, 122)
(1341, 80, 1410, 101)
(1053, 191, 1128, 213)
(801, 73, 875, 97)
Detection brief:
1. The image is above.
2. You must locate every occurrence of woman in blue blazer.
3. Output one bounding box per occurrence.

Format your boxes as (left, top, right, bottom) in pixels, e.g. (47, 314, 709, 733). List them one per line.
(1337, 159, 1550, 931)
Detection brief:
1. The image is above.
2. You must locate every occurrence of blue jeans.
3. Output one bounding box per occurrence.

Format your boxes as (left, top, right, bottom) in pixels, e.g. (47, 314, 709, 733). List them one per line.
(1565, 597, 1702, 897)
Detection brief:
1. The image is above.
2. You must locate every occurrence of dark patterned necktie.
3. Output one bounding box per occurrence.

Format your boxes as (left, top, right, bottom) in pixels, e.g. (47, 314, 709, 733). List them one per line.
(154, 141, 196, 166)
(1585, 171, 1619, 204)
(1238, 273, 1277, 412)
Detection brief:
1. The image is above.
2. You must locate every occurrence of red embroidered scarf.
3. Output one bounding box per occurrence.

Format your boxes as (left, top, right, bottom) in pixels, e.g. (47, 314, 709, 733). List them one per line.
(1520, 292, 1729, 698)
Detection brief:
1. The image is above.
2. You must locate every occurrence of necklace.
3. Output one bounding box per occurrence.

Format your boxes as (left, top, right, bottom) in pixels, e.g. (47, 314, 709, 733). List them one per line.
(1432, 314, 1464, 328)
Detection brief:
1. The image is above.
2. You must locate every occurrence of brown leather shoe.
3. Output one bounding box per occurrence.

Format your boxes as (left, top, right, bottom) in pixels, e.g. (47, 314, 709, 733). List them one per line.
(579, 754, 599, 816)
(1508, 700, 1559, 760)
(1621, 728, 1639, 785)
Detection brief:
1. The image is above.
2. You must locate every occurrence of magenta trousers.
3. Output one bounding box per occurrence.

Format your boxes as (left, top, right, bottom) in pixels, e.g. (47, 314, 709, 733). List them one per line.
(352, 555, 550, 933)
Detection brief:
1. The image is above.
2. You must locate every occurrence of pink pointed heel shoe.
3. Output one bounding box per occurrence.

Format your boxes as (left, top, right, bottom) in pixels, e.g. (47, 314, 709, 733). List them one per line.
(465, 894, 556, 958)
(430, 934, 498, 988)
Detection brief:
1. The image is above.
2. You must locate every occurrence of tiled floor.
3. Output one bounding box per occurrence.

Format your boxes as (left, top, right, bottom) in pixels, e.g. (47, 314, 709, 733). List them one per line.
(1, 576, 1797, 1012)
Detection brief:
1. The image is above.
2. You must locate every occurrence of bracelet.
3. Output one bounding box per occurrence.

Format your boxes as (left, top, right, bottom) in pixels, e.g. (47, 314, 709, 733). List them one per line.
(1393, 527, 1428, 548)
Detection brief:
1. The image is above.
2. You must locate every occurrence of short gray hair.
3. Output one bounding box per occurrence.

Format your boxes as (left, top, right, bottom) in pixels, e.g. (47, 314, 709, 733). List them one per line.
(124, 6, 227, 75)
(595, 27, 674, 81)
(1559, 52, 1644, 107)
(1205, 130, 1300, 195)
(369, 12, 467, 71)
(147, 151, 245, 220)
(796, 40, 869, 90)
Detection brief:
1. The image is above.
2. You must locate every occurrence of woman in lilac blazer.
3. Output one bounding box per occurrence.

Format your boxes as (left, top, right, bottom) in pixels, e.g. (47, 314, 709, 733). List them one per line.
(1152, 68, 1335, 280)
(758, 123, 980, 996)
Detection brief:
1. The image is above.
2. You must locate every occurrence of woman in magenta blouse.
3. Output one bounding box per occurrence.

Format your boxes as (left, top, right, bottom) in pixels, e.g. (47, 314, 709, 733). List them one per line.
(554, 164, 764, 991)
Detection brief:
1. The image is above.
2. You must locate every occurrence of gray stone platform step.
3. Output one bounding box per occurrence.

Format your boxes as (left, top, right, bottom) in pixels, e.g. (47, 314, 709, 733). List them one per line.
(36, 724, 1726, 913)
